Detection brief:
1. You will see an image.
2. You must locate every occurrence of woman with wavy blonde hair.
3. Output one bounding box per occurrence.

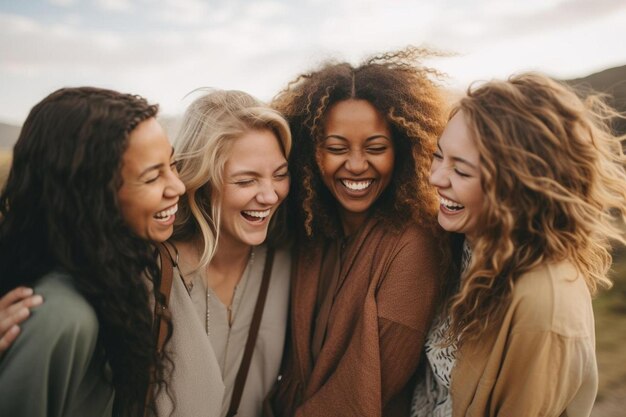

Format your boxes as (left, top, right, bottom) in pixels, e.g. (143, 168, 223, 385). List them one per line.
(414, 73, 626, 417)
(155, 89, 293, 417)
(268, 47, 446, 417)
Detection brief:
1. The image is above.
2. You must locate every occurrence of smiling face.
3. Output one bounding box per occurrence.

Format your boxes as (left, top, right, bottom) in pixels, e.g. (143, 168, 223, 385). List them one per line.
(218, 129, 289, 249)
(317, 99, 394, 234)
(117, 117, 186, 242)
(429, 111, 483, 243)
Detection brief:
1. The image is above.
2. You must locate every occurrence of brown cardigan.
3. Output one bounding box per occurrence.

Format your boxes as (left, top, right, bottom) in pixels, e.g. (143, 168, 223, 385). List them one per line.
(271, 218, 440, 417)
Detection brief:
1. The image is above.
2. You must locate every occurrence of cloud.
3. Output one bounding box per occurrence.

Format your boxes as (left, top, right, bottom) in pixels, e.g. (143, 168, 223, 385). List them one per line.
(427, 0, 626, 49)
(149, 0, 220, 25)
(1, 0, 626, 123)
(46, 0, 78, 7)
(95, 0, 134, 13)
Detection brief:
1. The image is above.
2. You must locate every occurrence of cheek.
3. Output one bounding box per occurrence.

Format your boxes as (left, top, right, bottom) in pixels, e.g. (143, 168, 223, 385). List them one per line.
(377, 154, 395, 179)
(467, 183, 485, 213)
(276, 180, 290, 203)
(117, 190, 138, 226)
(118, 201, 146, 237)
(315, 150, 327, 176)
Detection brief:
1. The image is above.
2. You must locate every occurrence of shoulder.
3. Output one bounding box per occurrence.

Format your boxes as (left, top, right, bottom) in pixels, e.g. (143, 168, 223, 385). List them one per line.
(509, 261, 594, 337)
(0, 272, 101, 376)
(373, 220, 438, 249)
(377, 222, 441, 267)
(28, 272, 99, 343)
(271, 245, 292, 270)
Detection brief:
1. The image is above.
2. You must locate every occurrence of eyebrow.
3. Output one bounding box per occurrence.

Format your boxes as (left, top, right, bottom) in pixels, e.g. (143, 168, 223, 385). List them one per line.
(230, 162, 289, 177)
(324, 134, 391, 142)
(138, 147, 175, 177)
(436, 143, 478, 170)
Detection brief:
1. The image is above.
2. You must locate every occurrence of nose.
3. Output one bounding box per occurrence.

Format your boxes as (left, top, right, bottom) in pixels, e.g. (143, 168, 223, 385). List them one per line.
(165, 170, 186, 198)
(255, 181, 279, 205)
(345, 150, 368, 174)
(429, 162, 449, 188)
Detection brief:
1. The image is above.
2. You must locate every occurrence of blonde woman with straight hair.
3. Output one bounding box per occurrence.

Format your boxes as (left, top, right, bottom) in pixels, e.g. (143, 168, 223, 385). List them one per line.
(413, 73, 626, 417)
(154, 89, 293, 417)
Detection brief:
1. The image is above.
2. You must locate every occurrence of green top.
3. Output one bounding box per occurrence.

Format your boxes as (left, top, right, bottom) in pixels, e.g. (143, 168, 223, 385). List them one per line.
(0, 272, 114, 417)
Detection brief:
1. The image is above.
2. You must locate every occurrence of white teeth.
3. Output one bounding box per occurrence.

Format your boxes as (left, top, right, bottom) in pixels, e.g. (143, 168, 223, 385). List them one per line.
(155, 204, 178, 219)
(341, 179, 373, 191)
(242, 209, 270, 219)
(440, 197, 464, 209)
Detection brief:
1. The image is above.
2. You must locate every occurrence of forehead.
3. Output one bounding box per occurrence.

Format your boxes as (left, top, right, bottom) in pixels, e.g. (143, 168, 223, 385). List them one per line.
(324, 99, 390, 136)
(224, 129, 286, 172)
(439, 111, 478, 158)
(123, 118, 171, 169)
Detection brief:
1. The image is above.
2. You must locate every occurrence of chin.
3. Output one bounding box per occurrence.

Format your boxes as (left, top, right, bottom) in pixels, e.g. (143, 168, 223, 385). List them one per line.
(242, 232, 269, 247)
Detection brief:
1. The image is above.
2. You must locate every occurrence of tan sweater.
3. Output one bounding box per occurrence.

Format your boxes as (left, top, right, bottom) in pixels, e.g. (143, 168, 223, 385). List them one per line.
(451, 261, 597, 417)
(271, 218, 440, 417)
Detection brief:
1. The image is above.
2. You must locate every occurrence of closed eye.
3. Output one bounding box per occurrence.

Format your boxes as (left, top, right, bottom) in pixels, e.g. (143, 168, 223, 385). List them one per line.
(275, 170, 289, 179)
(367, 146, 388, 154)
(325, 146, 348, 154)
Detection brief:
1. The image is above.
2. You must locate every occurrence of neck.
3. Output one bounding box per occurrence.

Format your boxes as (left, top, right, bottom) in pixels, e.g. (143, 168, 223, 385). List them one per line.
(206, 236, 254, 307)
(464, 233, 476, 249)
(339, 210, 369, 236)
(211, 237, 252, 274)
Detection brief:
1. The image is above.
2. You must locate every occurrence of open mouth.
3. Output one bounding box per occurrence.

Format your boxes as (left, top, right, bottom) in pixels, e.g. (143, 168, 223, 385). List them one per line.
(340, 179, 373, 191)
(154, 204, 178, 222)
(241, 209, 271, 223)
(440, 196, 464, 212)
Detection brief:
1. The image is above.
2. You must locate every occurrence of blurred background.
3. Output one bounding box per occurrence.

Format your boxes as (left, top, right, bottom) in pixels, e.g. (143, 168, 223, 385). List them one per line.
(1, 1, 625, 414)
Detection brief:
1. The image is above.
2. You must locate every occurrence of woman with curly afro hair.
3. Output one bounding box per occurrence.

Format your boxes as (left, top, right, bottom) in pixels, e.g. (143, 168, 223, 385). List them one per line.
(267, 47, 448, 417)
(0, 87, 185, 417)
(415, 73, 626, 417)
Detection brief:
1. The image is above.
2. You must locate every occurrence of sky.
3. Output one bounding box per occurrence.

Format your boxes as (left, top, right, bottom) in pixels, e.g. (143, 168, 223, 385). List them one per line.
(1, 0, 625, 125)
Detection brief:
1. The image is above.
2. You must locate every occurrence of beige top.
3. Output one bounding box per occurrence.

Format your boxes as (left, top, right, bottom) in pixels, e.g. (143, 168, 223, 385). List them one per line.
(450, 260, 598, 417)
(178, 244, 290, 417)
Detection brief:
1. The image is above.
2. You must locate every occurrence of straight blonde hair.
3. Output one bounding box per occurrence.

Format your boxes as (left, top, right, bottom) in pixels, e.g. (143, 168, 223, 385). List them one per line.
(172, 89, 292, 269)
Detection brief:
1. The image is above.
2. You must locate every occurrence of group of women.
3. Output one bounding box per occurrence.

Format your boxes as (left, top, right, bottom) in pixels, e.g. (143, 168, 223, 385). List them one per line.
(1, 47, 625, 417)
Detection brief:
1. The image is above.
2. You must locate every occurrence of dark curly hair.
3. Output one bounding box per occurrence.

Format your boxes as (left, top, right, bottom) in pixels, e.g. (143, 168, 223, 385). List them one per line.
(272, 47, 446, 239)
(0, 87, 169, 416)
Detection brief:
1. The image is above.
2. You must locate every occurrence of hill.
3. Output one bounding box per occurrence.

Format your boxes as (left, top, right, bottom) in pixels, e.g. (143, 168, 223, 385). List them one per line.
(0, 116, 181, 152)
(0, 122, 21, 150)
(566, 65, 626, 135)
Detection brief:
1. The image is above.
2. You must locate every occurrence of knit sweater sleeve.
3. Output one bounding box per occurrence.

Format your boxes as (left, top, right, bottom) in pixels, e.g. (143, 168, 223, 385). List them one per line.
(292, 226, 440, 417)
(377, 226, 440, 406)
(489, 329, 596, 417)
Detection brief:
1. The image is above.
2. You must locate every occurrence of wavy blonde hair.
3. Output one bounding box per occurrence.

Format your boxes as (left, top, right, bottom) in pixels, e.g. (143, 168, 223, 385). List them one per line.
(172, 89, 292, 269)
(448, 73, 626, 344)
(272, 47, 447, 238)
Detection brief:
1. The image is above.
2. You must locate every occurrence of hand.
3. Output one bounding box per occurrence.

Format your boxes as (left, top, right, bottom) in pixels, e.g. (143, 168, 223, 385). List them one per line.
(0, 287, 43, 355)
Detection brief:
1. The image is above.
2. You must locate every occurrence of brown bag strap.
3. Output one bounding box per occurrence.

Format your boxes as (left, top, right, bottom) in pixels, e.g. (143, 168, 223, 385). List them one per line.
(154, 242, 175, 352)
(226, 247, 275, 417)
(144, 242, 176, 417)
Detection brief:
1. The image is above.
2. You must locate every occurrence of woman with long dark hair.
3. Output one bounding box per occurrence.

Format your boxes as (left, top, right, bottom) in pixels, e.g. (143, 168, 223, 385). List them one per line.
(0, 87, 185, 417)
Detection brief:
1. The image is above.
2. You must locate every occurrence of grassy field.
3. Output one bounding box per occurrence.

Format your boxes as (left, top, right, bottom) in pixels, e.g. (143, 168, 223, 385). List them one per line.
(0, 151, 624, 413)
(0, 151, 10, 183)
(591, 250, 626, 416)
